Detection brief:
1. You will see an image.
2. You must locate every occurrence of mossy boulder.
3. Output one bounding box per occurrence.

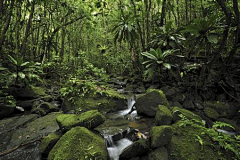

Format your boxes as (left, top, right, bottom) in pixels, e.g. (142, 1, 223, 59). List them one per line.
(62, 89, 127, 113)
(148, 147, 168, 160)
(205, 101, 237, 118)
(150, 126, 173, 148)
(120, 139, 150, 159)
(48, 127, 108, 160)
(168, 121, 233, 160)
(32, 102, 59, 116)
(135, 89, 170, 117)
(172, 107, 202, 122)
(40, 132, 62, 155)
(56, 110, 105, 131)
(155, 105, 173, 125)
(204, 107, 219, 120)
(8, 86, 46, 99)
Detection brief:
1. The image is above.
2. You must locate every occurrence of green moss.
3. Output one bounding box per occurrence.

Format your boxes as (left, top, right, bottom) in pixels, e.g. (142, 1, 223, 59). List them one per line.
(168, 121, 233, 160)
(151, 125, 173, 148)
(204, 107, 219, 120)
(40, 132, 62, 154)
(147, 89, 170, 107)
(56, 110, 105, 131)
(172, 107, 202, 122)
(155, 105, 172, 125)
(48, 127, 108, 160)
(31, 85, 46, 96)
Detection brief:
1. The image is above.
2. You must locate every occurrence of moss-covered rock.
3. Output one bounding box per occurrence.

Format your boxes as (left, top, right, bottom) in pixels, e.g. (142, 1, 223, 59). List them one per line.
(48, 127, 108, 160)
(8, 86, 46, 99)
(168, 121, 233, 160)
(151, 126, 173, 148)
(56, 110, 105, 131)
(205, 101, 235, 118)
(62, 89, 127, 113)
(32, 102, 59, 116)
(135, 89, 170, 117)
(172, 107, 202, 122)
(148, 147, 168, 160)
(40, 132, 62, 155)
(155, 105, 173, 125)
(120, 139, 150, 159)
(204, 107, 219, 120)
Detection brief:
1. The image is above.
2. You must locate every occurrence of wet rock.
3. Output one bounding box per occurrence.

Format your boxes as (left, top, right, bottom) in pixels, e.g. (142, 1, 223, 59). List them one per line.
(0, 113, 59, 153)
(31, 102, 59, 116)
(56, 110, 105, 131)
(172, 107, 202, 122)
(204, 107, 219, 120)
(148, 147, 168, 160)
(95, 119, 130, 142)
(155, 105, 172, 125)
(40, 132, 62, 155)
(0, 141, 41, 160)
(135, 89, 170, 117)
(0, 104, 15, 119)
(182, 99, 195, 110)
(150, 126, 173, 148)
(17, 99, 37, 109)
(48, 127, 108, 160)
(120, 139, 150, 159)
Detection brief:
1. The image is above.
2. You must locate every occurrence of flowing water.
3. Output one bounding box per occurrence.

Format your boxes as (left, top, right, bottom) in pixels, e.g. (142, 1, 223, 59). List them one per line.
(105, 96, 136, 160)
(106, 137, 133, 160)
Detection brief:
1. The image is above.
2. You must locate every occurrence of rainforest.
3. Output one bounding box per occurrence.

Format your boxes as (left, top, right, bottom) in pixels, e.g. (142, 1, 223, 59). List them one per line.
(0, 0, 240, 160)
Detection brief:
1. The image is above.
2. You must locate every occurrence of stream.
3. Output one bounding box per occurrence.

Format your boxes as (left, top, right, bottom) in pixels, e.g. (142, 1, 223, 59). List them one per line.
(104, 96, 137, 160)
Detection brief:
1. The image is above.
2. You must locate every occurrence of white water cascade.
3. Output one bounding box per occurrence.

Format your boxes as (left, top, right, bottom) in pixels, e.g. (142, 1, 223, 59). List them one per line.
(113, 96, 136, 119)
(106, 137, 133, 160)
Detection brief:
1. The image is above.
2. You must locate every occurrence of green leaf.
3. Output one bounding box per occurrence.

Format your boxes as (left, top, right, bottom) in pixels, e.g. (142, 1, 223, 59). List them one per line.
(8, 55, 17, 65)
(207, 34, 218, 44)
(20, 62, 30, 67)
(18, 72, 26, 79)
(163, 63, 171, 69)
(0, 67, 8, 71)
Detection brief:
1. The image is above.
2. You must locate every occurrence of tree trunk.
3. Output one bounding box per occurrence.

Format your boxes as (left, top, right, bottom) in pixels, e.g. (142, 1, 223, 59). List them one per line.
(0, 0, 15, 53)
(160, 0, 167, 26)
(20, 0, 35, 57)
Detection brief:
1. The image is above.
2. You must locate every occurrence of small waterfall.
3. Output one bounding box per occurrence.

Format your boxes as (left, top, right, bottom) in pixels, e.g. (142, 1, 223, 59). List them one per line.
(116, 96, 136, 117)
(107, 138, 133, 160)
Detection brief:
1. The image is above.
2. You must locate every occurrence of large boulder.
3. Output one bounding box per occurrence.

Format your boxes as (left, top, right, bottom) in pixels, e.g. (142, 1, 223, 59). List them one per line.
(172, 107, 202, 122)
(62, 89, 127, 113)
(150, 126, 173, 148)
(56, 110, 105, 131)
(205, 101, 238, 118)
(155, 105, 173, 125)
(148, 147, 168, 160)
(8, 86, 46, 99)
(168, 121, 233, 160)
(135, 89, 170, 117)
(120, 139, 150, 159)
(48, 127, 108, 160)
(0, 113, 59, 153)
